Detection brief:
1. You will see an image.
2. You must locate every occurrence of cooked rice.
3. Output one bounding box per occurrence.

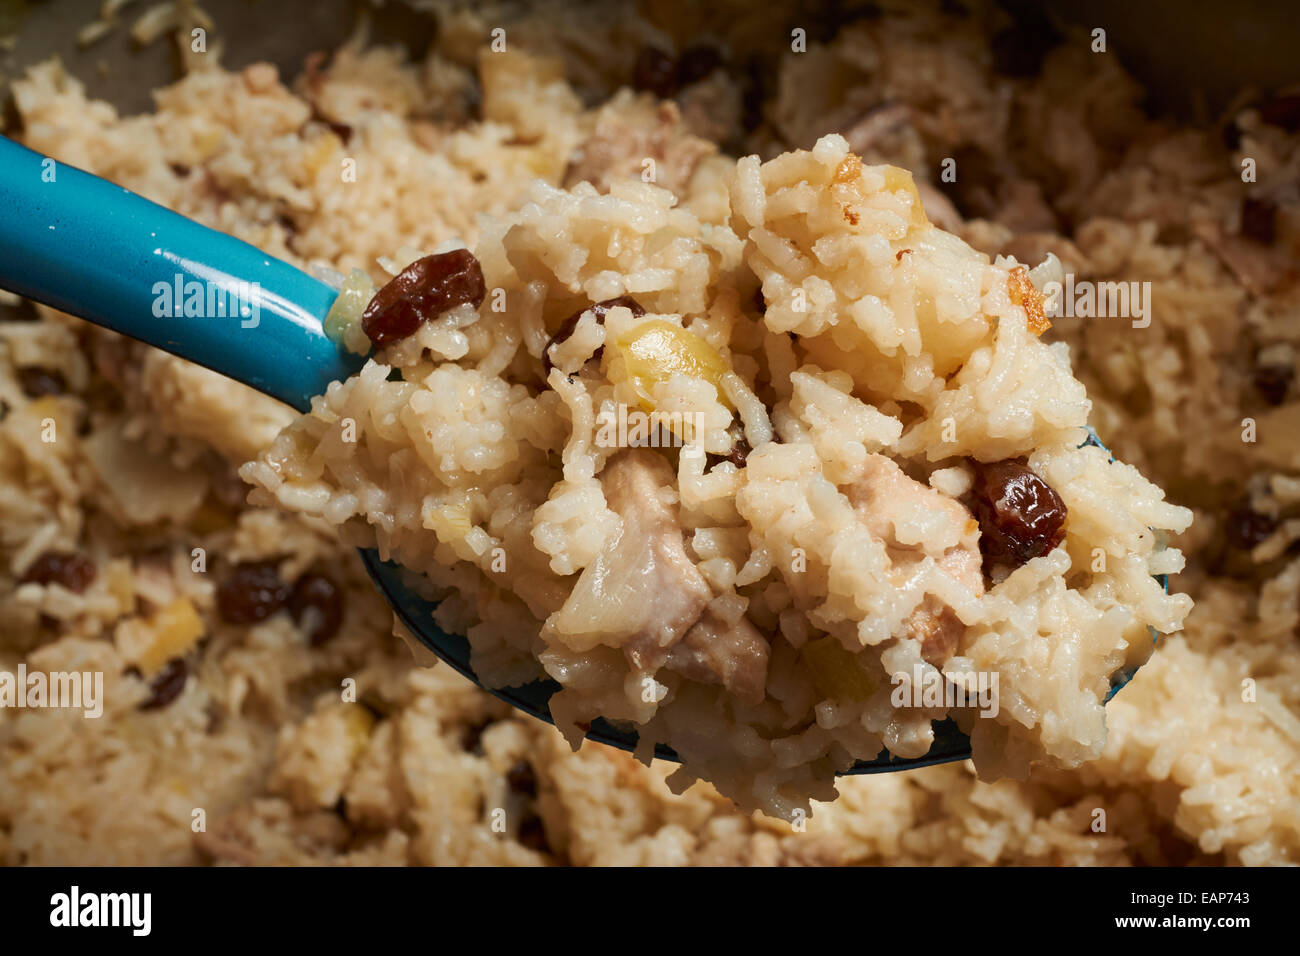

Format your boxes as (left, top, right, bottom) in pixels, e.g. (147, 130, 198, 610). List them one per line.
(1, 0, 1296, 863)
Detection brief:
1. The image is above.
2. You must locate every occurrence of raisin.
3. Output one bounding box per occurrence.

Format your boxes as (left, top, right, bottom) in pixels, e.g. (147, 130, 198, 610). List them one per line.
(506, 760, 538, 798)
(542, 296, 645, 376)
(1254, 360, 1293, 406)
(1209, 499, 1279, 578)
(751, 286, 766, 315)
(1224, 501, 1276, 552)
(712, 420, 752, 469)
(17, 367, 67, 398)
(362, 249, 486, 347)
(1240, 197, 1278, 245)
(505, 760, 548, 851)
(460, 717, 493, 754)
(216, 560, 289, 624)
(287, 572, 344, 646)
(21, 552, 97, 593)
(139, 657, 189, 710)
(632, 46, 677, 99)
(970, 459, 1068, 566)
(1258, 93, 1300, 132)
(726, 436, 752, 467)
(325, 120, 353, 144)
(516, 812, 551, 854)
(676, 45, 723, 87)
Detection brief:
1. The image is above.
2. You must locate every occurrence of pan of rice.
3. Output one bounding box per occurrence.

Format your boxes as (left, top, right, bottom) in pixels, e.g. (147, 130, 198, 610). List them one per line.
(0, 0, 1297, 863)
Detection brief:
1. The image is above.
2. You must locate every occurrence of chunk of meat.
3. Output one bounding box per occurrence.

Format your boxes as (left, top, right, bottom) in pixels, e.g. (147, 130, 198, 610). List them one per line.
(665, 608, 769, 706)
(1193, 219, 1297, 295)
(563, 99, 716, 199)
(543, 450, 711, 669)
(193, 814, 259, 865)
(994, 179, 1058, 234)
(602, 450, 713, 670)
(839, 102, 927, 176)
(675, 71, 743, 146)
(908, 585, 975, 667)
(844, 454, 984, 667)
(912, 546, 982, 667)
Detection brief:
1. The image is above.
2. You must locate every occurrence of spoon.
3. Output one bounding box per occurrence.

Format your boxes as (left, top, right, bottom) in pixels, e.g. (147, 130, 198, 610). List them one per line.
(0, 135, 1161, 774)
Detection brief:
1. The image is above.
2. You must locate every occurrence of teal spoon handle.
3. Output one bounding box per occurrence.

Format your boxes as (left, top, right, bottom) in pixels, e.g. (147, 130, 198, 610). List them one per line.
(0, 135, 364, 412)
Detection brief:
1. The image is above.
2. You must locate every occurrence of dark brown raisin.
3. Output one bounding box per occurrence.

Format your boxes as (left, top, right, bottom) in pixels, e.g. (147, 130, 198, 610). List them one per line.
(970, 459, 1068, 566)
(632, 46, 677, 99)
(287, 572, 344, 646)
(1208, 499, 1279, 578)
(710, 444, 752, 470)
(216, 560, 289, 624)
(325, 120, 353, 144)
(727, 436, 752, 468)
(1254, 359, 1293, 406)
(139, 657, 189, 710)
(460, 717, 493, 754)
(1224, 501, 1276, 552)
(1258, 93, 1300, 131)
(362, 249, 487, 347)
(542, 296, 646, 376)
(21, 552, 97, 593)
(506, 760, 538, 798)
(676, 45, 723, 87)
(751, 286, 766, 315)
(17, 367, 67, 398)
(710, 420, 751, 469)
(1240, 197, 1278, 245)
(516, 812, 550, 854)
